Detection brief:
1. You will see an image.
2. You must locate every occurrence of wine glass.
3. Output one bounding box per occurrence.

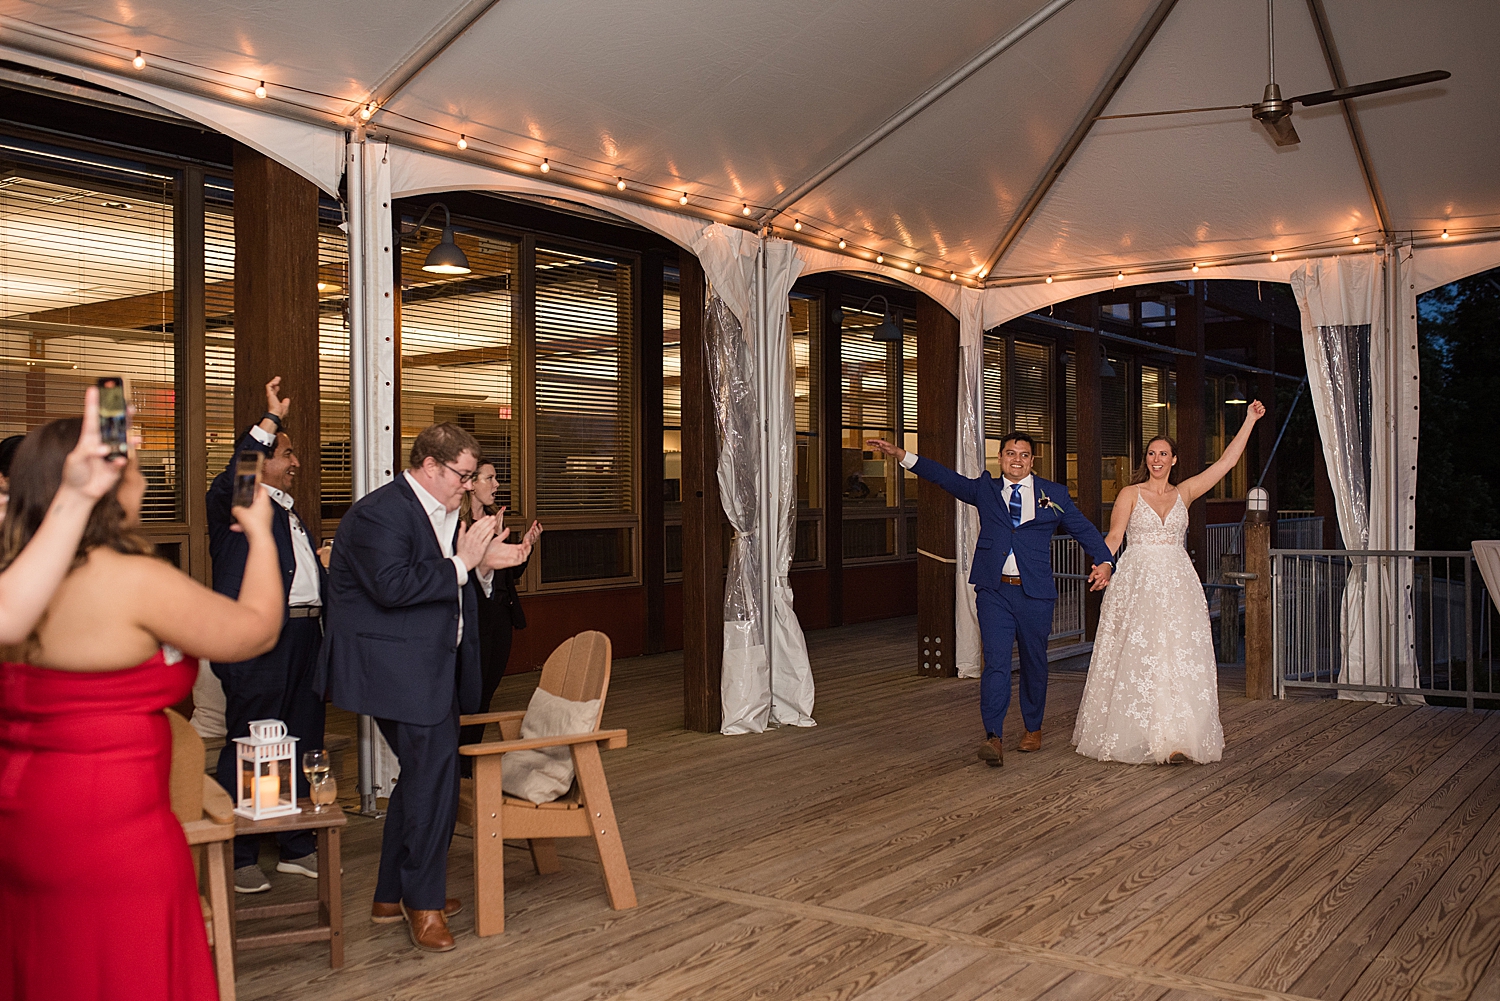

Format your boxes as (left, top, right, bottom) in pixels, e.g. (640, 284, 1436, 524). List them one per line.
(302, 749, 332, 813)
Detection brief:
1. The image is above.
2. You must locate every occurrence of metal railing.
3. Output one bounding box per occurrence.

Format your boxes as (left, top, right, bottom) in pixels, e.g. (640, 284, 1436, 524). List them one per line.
(1051, 534, 1086, 643)
(1272, 549, 1491, 707)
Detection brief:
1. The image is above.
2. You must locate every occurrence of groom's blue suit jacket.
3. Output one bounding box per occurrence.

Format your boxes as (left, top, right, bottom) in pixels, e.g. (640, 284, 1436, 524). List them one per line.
(911, 456, 1114, 601)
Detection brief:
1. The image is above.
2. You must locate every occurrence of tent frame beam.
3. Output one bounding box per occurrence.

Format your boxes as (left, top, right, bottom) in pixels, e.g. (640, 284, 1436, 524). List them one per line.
(358, 0, 505, 115)
(1304, 0, 1391, 236)
(757, 0, 1078, 226)
(979, 0, 1178, 279)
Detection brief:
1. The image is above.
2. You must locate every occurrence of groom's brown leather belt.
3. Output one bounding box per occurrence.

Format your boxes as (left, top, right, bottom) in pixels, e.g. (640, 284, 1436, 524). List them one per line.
(1000, 574, 1023, 586)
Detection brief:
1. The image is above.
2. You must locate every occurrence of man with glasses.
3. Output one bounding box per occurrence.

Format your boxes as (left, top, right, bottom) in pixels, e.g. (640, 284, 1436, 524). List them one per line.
(315, 423, 532, 953)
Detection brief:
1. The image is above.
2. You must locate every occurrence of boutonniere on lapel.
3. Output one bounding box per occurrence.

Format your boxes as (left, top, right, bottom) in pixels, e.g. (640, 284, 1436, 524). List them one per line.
(1035, 490, 1065, 516)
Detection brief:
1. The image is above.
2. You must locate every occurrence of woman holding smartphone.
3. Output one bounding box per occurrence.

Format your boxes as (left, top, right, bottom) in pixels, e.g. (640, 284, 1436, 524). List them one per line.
(0, 399, 285, 999)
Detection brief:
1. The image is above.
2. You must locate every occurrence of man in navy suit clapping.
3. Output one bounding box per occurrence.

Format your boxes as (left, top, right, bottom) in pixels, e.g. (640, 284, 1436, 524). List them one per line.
(314, 423, 530, 952)
(867, 433, 1114, 768)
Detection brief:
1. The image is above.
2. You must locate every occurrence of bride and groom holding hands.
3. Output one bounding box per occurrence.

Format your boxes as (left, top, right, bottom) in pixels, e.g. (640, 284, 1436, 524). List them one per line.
(866, 397, 1264, 768)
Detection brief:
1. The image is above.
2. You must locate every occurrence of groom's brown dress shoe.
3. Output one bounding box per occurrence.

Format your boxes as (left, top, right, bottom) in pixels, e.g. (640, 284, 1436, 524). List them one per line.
(1019, 730, 1042, 753)
(977, 737, 1005, 767)
(373, 898, 462, 924)
(401, 903, 457, 953)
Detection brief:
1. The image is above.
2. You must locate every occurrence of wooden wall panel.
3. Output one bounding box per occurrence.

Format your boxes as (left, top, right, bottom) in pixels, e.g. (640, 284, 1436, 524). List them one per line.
(915, 297, 958, 677)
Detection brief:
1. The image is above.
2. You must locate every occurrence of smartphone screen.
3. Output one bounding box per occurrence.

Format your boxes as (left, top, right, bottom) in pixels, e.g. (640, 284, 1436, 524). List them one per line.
(232, 452, 264, 508)
(96, 377, 128, 458)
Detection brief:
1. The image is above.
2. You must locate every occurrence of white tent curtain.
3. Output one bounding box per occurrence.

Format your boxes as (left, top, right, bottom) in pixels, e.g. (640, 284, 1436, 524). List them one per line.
(346, 139, 403, 807)
(1289, 250, 1420, 703)
(692, 225, 814, 733)
(954, 289, 985, 679)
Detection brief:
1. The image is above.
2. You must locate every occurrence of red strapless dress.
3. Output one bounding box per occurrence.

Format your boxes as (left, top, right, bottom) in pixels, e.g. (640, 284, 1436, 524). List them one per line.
(0, 650, 216, 1001)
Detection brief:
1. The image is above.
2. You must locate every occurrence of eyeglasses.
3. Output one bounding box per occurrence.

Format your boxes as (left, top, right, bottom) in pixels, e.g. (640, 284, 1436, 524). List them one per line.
(441, 461, 479, 485)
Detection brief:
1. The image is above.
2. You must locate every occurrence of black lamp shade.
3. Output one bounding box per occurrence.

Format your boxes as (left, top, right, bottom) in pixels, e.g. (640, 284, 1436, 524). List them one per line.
(871, 313, 902, 342)
(422, 226, 471, 274)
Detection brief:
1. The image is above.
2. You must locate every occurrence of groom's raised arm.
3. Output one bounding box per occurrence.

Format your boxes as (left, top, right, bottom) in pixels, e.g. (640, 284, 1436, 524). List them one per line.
(864, 438, 981, 506)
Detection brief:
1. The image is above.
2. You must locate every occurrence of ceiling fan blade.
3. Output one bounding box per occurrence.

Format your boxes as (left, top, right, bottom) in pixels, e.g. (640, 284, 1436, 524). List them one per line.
(1261, 115, 1300, 147)
(1292, 70, 1451, 108)
(1096, 104, 1251, 121)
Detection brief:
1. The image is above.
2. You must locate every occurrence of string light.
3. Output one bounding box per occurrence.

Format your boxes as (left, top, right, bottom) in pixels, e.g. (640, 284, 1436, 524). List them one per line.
(838, 239, 846, 249)
(1351, 235, 1361, 245)
(793, 220, 802, 232)
(132, 51, 145, 70)
(978, 269, 988, 279)
(1045, 275, 1053, 284)
(254, 81, 267, 99)
(876, 254, 883, 264)
(1116, 271, 1125, 281)
(1270, 251, 1279, 261)
(679, 192, 688, 205)
(360, 103, 375, 120)
(914, 266, 922, 275)
(742, 204, 751, 217)
(1191, 263, 1200, 273)
(540, 158, 549, 172)
(949, 272, 957, 281)
(456, 135, 467, 150)
(1441, 228, 1451, 239)
(616, 177, 626, 190)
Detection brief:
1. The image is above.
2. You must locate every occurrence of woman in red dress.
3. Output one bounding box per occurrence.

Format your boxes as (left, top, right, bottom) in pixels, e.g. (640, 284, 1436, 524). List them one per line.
(0, 411, 284, 1000)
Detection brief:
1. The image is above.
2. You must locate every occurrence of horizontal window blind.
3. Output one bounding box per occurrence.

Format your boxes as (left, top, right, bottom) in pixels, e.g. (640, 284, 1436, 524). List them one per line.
(399, 229, 520, 513)
(1012, 340, 1053, 467)
(663, 265, 682, 571)
(318, 222, 351, 512)
(204, 190, 235, 491)
(1140, 364, 1176, 444)
(1063, 351, 1130, 456)
(791, 292, 822, 564)
(0, 146, 178, 521)
(982, 335, 1007, 439)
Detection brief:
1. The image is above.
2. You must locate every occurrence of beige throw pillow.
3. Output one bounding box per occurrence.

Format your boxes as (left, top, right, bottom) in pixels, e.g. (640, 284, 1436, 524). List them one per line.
(500, 687, 601, 805)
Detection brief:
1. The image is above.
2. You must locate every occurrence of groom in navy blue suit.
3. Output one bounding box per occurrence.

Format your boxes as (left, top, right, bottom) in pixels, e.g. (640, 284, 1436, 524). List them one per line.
(868, 433, 1114, 767)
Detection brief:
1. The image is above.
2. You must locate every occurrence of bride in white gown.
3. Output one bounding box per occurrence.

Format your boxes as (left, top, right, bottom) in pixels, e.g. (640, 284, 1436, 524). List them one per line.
(1073, 400, 1266, 765)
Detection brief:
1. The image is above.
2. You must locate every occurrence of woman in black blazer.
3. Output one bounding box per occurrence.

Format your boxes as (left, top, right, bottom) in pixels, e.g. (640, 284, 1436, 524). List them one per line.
(459, 462, 540, 752)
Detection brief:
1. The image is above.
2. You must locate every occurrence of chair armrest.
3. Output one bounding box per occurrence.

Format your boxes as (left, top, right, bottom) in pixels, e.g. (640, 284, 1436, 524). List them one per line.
(182, 815, 235, 845)
(458, 729, 628, 756)
(201, 775, 235, 824)
(458, 710, 526, 726)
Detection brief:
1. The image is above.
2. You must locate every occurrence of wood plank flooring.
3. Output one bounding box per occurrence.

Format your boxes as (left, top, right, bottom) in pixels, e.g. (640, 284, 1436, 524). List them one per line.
(233, 617, 1500, 1001)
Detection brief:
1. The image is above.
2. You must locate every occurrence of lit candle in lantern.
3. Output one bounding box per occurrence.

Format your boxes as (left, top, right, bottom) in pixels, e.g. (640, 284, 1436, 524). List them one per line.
(256, 772, 280, 809)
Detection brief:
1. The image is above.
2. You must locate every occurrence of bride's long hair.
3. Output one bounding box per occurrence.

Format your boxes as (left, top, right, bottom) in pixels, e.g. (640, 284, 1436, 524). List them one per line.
(1130, 435, 1180, 486)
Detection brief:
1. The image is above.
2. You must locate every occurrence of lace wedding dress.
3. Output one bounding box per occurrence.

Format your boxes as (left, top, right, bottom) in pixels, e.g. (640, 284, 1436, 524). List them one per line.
(1072, 492, 1224, 764)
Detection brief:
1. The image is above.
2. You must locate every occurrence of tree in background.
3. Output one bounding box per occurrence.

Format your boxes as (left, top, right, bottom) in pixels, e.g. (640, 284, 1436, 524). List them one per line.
(1415, 269, 1500, 550)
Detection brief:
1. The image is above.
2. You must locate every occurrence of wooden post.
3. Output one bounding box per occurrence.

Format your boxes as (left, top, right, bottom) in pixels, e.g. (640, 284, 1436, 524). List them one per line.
(679, 254, 723, 732)
(233, 145, 321, 529)
(1256, 321, 1278, 520)
(915, 296, 958, 677)
(1075, 299, 1104, 639)
(175, 165, 209, 581)
(1176, 281, 1207, 577)
(1243, 519, 1273, 698)
(639, 249, 666, 654)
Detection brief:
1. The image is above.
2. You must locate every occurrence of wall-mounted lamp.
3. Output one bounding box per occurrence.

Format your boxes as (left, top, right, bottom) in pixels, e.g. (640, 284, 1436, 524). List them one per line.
(1224, 375, 1248, 405)
(851, 295, 902, 342)
(1098, 344, 1116, 379)
(410, 203, 471, 275)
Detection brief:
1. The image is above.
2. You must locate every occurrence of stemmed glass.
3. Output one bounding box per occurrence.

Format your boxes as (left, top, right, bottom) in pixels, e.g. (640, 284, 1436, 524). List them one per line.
(302, 749, 336, 813)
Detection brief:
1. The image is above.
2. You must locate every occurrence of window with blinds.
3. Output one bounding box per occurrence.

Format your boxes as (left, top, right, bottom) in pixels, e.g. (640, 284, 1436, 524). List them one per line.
(399, 227, 520, 517)
(790, 292, 822, 565)
(1064, 350, 1132, 501)
(1140, 364, 1176, 446)
(1012, 340, 1053, 477)
(663, 265, 682, 575)
(0, 139, 178, 522)
(204, 183, 236, 492)
(839, 300, 915, 561)
(1204, 375, 1249, 499)
(981, 333, 1007, 477)
(534, 245, 635, 583)
(317, 221, 351, 516)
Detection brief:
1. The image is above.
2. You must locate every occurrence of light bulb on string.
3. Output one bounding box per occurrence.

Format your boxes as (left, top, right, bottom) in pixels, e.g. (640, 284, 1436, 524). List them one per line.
(1441, 228, 1451, 239)
(1270, 251, 1279, 262)
(838, 239, 846, 249)
(914, 266, 922, 275)
(742, 204, 751, 217)
(360, 103, 375, 120)
(876, 254, 883, 264)
(1191, 263, 1200, 273)
(949, 272, 957, 281)
(1116, 271, 1125, 282)
(254, 81, 267, 99)
(1352, 235, 1361, 245)
(679, 192, 688, 205)
(540, 158, 549, 172)
(1045, 275, 1053, 284)
(793, 220, 802, 232)
(456, 135, 467, 150)
(616, 177, 626, 191)
(132, 51, 146, 70)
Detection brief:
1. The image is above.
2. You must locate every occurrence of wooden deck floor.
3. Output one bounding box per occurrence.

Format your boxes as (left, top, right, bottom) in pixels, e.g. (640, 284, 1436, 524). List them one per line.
(235, 617, 1500, 1001)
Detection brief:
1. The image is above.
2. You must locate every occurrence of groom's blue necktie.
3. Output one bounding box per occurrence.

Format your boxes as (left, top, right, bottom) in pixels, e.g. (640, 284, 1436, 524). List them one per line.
(1009, 483, 1023, 528)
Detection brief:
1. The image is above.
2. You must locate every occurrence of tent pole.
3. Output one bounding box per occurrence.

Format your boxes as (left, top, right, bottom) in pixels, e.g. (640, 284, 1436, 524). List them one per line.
(758, 241, 776, 723)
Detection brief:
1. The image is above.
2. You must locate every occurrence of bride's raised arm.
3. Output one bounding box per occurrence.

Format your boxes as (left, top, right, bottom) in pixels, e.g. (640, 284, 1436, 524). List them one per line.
(1178, 400, 1266, 505)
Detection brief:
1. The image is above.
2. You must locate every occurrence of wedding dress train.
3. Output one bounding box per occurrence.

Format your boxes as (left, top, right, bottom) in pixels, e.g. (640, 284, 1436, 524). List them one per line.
(1072, 493, 1224, 764)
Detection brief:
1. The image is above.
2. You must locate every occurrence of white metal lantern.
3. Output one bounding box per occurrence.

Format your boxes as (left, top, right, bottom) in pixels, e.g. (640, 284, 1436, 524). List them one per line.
(234, 719, 301, 820)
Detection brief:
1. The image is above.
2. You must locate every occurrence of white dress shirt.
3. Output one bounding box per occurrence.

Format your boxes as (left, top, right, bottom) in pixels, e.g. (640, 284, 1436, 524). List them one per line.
(901, 450, 1034, 574)
(249, 425, 320, 606)
(403, 471, 494, 643)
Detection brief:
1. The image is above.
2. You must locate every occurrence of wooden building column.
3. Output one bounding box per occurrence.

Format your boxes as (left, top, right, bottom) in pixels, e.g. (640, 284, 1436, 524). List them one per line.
(174, 165, 209, 581)
(821, 278, 845, 626)
(679, 253, 723, 731)
(915, 296, 958, 677)
(232, 145, 321, 528)
(1255, 321, 1278, 518)
(1074, 298, 1104, 638)
(640, 248, 667, 654)
(1176, 281, 1207, 577)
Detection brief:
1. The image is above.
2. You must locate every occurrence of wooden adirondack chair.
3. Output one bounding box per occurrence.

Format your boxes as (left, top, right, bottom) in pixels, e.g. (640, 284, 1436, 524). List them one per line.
(456, 630, 636, 936)
(166, 709, 237, 1001)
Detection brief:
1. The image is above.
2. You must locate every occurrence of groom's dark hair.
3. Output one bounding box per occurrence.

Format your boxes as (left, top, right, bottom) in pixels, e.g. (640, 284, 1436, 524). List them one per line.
(999, 432, 1037, 455)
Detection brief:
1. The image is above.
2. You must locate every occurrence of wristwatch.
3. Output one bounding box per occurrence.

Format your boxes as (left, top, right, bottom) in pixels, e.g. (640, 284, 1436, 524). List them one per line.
(262, 411, 283, 430)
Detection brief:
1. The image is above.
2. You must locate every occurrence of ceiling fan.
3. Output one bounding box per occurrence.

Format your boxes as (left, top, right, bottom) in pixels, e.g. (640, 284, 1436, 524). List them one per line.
(1097, 0, 1449, 147)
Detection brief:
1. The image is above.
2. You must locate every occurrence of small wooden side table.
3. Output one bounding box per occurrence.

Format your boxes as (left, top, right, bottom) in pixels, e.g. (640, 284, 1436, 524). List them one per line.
(233, 801, 347, 968)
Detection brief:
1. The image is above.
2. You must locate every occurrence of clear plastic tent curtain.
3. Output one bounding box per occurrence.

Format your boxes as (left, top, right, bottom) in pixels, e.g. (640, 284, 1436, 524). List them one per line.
(954, 289, 985, 679)
(1290, 250, 1421, 702)
(691, 224, 814, 734)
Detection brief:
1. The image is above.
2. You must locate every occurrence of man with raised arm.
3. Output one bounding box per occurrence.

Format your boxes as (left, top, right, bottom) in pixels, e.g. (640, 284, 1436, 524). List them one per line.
(866, 434, 1114, 768)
